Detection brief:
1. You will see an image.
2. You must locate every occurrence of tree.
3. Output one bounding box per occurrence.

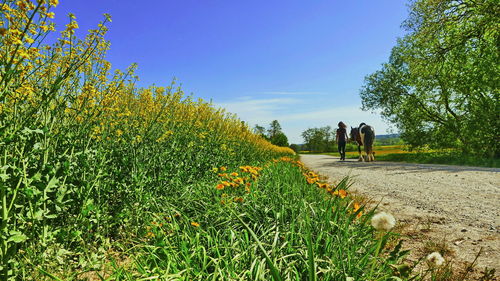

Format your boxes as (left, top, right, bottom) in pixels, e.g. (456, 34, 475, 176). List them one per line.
(254, 120, 290, 147)
(360, 0, 499, 157)
(253, 124, 268, 139)
(289, 144, 300, 153)
(270, 132, 289, 147)
(301, 126, 334, 152)
(267, 120, 282, 139)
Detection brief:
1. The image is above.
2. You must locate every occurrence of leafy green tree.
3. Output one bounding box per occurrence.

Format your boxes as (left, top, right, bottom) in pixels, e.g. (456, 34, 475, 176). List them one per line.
(253, 124, 268, 139)
(267, 120, 283, 139)
(255, 120, 290, 146)
(301, 126, 334, 152)
(270, 132, 289, 147)
(360, 0, 499, 157)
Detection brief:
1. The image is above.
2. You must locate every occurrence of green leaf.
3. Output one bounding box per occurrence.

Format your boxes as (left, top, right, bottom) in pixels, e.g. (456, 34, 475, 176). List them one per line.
(8, 231, 28, 243)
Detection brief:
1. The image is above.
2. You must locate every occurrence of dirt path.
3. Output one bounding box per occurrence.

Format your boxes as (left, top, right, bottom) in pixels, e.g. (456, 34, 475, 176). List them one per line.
(300, 154, 500, 273)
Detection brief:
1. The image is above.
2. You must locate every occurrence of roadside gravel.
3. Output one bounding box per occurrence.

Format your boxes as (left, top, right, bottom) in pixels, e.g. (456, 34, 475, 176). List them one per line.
(300, 154, 500, 273)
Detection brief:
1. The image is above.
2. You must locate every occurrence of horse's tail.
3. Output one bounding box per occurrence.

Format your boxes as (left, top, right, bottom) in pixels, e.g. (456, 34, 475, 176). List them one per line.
(363, 127, 375, 154)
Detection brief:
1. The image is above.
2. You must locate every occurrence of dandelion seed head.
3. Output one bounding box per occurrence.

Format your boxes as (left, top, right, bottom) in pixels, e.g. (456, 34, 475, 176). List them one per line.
(371, 212, 396, 231)
(426, 252, 445, 267)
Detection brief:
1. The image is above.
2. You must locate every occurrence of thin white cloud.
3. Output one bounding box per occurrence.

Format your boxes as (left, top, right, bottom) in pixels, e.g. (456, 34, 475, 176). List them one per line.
(260, 91, 325, 96)
(215, 96, 395, 144)
(216, 97, 301, 126)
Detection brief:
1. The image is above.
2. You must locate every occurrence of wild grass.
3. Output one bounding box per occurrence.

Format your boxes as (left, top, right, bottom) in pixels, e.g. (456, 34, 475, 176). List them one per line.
(1, 2, 293, 279)
(29, 159, 414, 280)
(303, 145, 500, 168)
(0, 1, 486, 280)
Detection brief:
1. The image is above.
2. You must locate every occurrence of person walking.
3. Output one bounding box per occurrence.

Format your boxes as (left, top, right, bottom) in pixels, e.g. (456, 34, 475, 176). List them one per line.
(336, 121, 348, 161)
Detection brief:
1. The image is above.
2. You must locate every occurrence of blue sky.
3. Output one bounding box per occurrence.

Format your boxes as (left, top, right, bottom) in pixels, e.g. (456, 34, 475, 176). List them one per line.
(52, 1, 409, 144)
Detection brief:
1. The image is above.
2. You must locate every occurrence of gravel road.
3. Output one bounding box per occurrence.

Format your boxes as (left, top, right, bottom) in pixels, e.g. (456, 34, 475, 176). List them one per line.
(300, 154, 500, 272)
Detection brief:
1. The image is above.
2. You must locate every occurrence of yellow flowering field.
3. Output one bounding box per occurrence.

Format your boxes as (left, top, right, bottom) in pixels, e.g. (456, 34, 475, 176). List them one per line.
(0, 1, 451, 280)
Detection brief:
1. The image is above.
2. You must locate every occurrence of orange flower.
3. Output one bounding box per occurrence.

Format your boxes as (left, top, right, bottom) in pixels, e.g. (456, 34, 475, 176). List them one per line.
(220, 166, 227, 172)
(234, 197, 244, 203)
(306, 177, 318, 184)
(353, 202, 363, 218)
(333, 189, 347, 198)
(316, 182, 328, 189)
(191, 222, 200, 227)
(230, 172, 238, 177)
(307, 171, 318, 178)
(216, 183, 224, 190)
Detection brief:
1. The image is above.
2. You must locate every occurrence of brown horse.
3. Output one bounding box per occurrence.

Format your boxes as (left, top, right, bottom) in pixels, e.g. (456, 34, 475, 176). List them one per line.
(350, 123, 375, 162)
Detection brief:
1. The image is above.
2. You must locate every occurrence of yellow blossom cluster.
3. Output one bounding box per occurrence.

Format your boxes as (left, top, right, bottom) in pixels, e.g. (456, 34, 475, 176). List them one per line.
(213, 165, 263, 205)
(0, 0, 294, 166)
(213, 165, 261, 192)
(275, 157, 363, 218)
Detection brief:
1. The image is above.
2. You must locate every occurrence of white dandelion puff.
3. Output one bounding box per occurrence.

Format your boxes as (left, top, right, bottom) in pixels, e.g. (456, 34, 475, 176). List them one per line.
(371, 212, 396, 231)
(426, 252, 445, 267)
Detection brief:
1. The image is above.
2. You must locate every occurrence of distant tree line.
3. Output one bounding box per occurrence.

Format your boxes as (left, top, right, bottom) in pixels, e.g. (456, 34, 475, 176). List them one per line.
(297, 127, 402, 153)
(301, 126, 335, 152)
(298, 126, 359, 153)
(254, 120, 289, 147)
(360, 0, 499, 157)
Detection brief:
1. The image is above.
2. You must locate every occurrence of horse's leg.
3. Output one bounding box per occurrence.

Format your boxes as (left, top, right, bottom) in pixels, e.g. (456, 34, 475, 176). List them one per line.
(358, 145, 364, 161)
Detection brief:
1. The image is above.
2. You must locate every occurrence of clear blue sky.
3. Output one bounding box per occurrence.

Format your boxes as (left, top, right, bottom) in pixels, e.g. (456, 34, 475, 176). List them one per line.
(52, 0, 409, 144)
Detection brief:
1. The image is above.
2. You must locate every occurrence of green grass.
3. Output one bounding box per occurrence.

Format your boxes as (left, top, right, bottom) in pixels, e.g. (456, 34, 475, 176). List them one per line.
(27, 159, 413, 280)
(1, 3, 475, 280)
(301, 145, 499, 168)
